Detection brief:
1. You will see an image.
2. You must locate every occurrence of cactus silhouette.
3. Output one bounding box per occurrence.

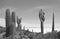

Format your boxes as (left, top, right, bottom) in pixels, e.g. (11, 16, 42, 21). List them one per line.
(52, 13, 54, 32)
(39, 9, 45, 34)
(11, 11, 16, 36)
(5, 9, 16, 37)
(17, 16, 22, 31)
(5, 9, 11, 37)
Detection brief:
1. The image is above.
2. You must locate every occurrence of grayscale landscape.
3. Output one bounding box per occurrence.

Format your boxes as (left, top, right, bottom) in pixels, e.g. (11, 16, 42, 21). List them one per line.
(0, 0, 60, 39)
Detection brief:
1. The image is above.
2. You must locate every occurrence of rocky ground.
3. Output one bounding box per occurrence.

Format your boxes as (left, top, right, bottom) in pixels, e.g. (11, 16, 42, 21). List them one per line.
(0, 27, 59, 39)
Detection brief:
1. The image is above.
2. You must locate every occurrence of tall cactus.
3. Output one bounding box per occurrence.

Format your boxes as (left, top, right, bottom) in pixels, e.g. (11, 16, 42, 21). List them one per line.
(5, 9, 11, 37)
(11, 11, 16, 35)
(39, 9, 45, 34)
(52, 13, 54, 32)
(5, 9, 16, 38)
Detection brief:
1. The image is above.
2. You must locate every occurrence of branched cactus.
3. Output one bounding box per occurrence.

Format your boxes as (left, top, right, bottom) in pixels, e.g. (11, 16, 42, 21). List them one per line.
(39, 9, 45, 34)
(17, 16, 22, 31)
(5, 9, 11, 37)
(5, 10, 16, 37)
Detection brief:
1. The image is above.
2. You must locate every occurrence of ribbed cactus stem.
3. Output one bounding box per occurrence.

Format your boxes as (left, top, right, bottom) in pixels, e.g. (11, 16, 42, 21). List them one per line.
(10, 23, 16, 35)
(11, 11, 16, 35)
(5, 9, 11, 37)
(6, 9, 11, 27)
(9, 22, 16, 39)
(11, 11, 16, 24)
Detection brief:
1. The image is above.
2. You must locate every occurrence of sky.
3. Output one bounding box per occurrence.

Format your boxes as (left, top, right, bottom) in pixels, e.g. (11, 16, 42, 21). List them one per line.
(0, 0, 60, 33)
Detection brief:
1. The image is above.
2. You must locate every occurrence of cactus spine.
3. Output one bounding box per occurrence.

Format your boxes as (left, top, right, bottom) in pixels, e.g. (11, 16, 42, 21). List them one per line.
(52, 13, 54, 32)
